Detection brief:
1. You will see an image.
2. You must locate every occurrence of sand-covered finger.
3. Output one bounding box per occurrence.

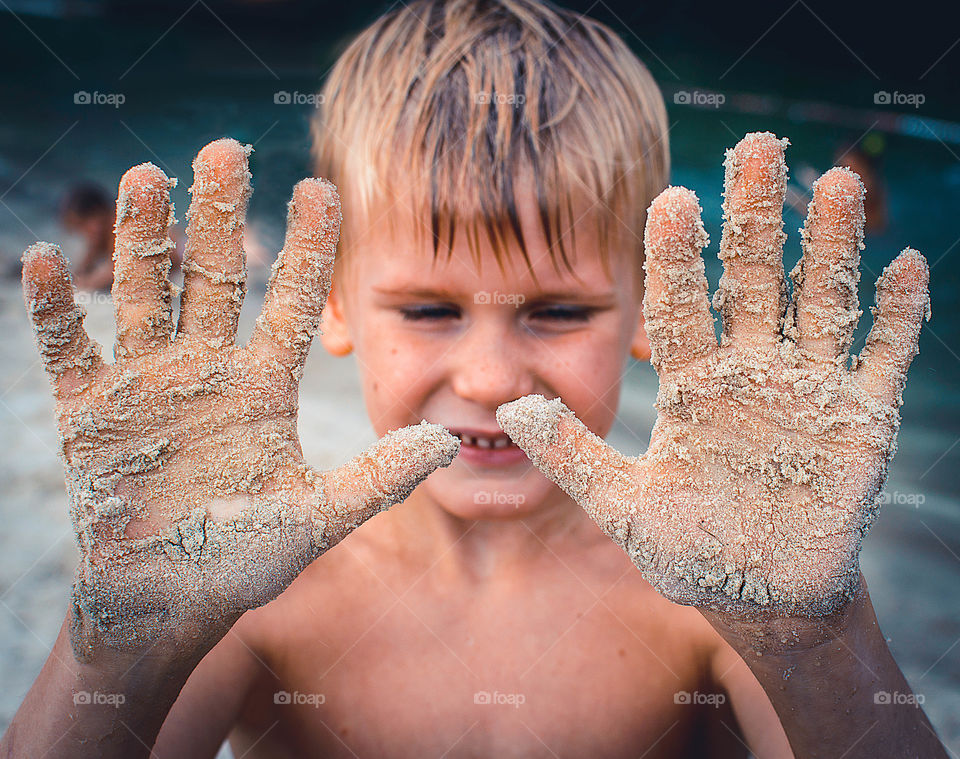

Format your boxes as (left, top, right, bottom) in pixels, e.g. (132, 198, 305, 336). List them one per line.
(247, 178, 341, 378)
(178, 138, 251, 346)
(853, 248, 930, 408)
(715, 132, 789, 348)
(113, 162, 177, 359)
(21, 242, 103, 395)
(496, 394, 637, 547)
(791, 167, 865, 366)
(318, 421, 459, 546)
(643, 186, 717, 374)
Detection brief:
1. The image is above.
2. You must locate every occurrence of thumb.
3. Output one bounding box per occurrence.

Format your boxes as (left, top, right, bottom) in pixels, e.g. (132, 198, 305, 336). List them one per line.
(316, 421, 459, 547)
(496, 395, 638, 546)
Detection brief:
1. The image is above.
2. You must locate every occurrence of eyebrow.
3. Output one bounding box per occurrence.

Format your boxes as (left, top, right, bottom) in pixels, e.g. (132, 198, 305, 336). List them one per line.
(371, 285, 617, 301)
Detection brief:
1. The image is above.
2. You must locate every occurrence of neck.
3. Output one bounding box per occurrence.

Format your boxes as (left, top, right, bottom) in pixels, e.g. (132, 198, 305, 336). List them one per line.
(390, 487, 597, 582)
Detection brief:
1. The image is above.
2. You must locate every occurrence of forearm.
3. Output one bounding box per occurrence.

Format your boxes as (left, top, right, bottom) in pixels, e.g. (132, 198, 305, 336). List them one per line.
(1, 613, 207, 759)
(701, 575, 947, 759)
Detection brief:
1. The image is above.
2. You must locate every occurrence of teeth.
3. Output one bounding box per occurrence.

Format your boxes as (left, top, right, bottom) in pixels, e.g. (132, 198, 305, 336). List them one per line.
(458, 433, 512, 449)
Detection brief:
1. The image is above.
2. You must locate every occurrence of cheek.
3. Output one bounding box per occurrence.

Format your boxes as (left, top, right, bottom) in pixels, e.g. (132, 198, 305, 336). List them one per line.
(538, 329, 627, 434)
(355, 321, 440, 434)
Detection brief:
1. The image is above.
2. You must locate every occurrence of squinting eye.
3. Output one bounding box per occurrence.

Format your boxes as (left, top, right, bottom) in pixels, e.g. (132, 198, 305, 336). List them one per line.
(530, 306, 595, 322)
(399, 304, 461, 321)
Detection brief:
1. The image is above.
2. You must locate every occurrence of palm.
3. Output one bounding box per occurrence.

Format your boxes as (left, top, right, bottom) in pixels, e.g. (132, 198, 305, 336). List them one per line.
(22, 139, 457, 660)
(498, 132, 929, 617)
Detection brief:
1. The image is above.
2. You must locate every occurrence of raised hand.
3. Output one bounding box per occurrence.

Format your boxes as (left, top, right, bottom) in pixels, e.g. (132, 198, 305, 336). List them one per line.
(497, 132, 930, 618)
(22, 139, 458, 661)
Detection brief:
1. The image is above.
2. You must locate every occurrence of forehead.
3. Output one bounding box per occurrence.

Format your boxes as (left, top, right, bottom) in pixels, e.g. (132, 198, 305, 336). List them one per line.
(340, 183, 640, 295)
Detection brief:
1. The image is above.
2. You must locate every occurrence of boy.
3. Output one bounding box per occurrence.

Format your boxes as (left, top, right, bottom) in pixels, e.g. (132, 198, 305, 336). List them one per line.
(2, 0, 947, 756)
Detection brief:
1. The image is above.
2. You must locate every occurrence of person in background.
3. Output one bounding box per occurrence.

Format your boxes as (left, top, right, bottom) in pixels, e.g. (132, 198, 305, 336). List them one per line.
(60, 181, 183, 292)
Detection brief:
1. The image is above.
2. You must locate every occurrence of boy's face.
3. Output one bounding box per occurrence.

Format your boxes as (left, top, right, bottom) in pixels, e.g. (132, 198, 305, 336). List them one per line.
(320, 186, 650, 521)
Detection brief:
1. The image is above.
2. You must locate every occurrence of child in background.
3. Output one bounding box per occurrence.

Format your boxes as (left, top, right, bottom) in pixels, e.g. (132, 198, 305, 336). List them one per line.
(60, 181, 184, 291)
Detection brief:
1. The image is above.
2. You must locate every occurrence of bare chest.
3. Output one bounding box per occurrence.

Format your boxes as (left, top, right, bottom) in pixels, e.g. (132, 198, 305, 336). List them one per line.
(233, 586, 731, 758)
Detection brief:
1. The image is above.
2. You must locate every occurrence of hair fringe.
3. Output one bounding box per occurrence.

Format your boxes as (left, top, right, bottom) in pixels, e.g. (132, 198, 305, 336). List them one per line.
(310, 0, 669, 280)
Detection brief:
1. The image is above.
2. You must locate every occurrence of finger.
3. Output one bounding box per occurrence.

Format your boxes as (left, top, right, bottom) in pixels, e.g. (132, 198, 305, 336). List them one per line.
(247, 178, 341, 378)
(643, 186, 717, 373)
(715, 132, 789, 348)
(496, 394, 637, 546)
(318, 421, 459, 546)
(177, 138, 251, 347)
(113, 162, 177, 360)
(791, 167, 865, 366)
(853, 248, 930, 407)
(21, 242, 103, 396)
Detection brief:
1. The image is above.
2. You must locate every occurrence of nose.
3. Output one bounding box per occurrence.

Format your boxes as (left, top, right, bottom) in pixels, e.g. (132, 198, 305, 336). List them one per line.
(448, 318, 535, 409)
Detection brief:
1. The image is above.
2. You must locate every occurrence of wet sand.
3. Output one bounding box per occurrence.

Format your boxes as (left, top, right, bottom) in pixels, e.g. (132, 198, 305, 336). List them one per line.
(1, 276, 958, 753)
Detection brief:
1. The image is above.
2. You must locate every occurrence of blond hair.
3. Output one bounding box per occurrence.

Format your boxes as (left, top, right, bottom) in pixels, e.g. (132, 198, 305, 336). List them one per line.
(311, 0, 669, 278)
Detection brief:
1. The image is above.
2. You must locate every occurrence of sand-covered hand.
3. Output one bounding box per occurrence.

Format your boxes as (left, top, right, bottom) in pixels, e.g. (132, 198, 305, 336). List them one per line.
(497, 132, 930, 618)
(21, 138, 459, 662)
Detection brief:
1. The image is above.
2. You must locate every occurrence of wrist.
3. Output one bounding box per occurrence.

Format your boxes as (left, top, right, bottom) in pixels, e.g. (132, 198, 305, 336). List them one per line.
(699, 572, 870, 660)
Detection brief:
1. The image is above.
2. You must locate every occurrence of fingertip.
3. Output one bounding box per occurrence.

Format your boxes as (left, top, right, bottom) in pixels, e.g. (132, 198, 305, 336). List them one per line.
(496, 394, 571, 450)
(727, 131, 788, 172)
(890, 247, 929, 288)
(393, 421, 460, 473)
(117, 163, 174, 229)
(646, 186, 706, 248)
(119, 162, 169, 194)
(189, 138, 252, 205)
(22, 241, 64, 275)
(289, 178, 341, 227)
(194, 137, 252, 177)
(875, 247, 929, 301)
(22, 242, 68, 298)
(815, 165, 865, 199)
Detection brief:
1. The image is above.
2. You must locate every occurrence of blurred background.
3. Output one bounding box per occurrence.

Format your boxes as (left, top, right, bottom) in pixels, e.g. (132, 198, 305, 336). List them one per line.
(1, 0, 958, 754)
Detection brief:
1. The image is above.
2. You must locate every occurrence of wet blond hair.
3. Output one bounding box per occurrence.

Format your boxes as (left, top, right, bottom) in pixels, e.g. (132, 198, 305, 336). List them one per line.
(310, 0, 669, 279)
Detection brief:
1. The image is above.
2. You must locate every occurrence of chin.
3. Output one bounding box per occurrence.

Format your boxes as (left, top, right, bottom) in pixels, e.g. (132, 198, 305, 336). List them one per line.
(422, 466, 559, 521)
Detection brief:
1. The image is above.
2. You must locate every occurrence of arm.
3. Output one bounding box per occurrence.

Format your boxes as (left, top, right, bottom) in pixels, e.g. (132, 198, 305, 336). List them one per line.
(2, 613, 207, 758)
(1, 138, 458, 759)
(704, 575, 945, 758)
(5, 609, 262, 759)
(153, 617, 265, 758)
(707, 634, 794, 758)
(496, 131, 948, 758)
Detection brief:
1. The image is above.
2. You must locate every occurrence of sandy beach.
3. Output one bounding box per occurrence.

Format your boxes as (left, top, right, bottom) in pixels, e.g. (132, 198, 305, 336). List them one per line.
(1, 269, 958, 754)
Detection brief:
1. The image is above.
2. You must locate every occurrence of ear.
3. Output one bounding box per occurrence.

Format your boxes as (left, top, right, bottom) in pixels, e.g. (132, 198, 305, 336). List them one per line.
(630, 304, 651, 362)
(319, 281, 354, 356)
